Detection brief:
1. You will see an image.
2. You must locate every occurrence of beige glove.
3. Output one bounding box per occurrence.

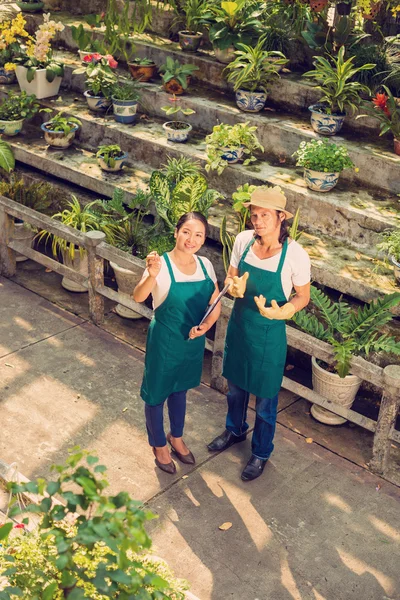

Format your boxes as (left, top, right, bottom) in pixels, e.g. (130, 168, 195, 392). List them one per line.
(227, 272, 249, 299)
(254, 296, 296, 320)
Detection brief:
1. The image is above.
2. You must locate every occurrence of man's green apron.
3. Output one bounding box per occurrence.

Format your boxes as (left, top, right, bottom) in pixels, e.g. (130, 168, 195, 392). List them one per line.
(141, 253, 215, 406)
(223, 238, 289, 398)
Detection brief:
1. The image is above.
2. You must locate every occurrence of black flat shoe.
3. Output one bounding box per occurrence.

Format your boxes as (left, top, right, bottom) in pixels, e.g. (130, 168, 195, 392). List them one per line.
(152, 447, 176, 475)
(241, 455, 268, 481)
(207, 429, 247, 452)
(167, 433, 195, 465)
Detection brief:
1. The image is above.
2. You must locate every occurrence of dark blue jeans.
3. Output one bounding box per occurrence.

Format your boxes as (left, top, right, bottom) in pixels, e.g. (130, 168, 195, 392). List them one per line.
(225, 381, 278, 460)
(145, 390, 187, 447)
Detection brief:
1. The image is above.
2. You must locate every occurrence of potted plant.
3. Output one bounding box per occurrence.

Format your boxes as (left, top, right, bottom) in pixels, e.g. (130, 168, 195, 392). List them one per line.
(293, 286, 400, 424)
(70, 23, 106, 62)
(40, 109, 82, 148)
(128, 57, 157, 82)
(0, 90, 39, 137)
(303, 46, 375, 135)
(205, 122, 264, 175)
(357, 87, 400, 156)
(202, 0, 264, 64)
(173, 0, 208, 52)
(359, 0, 382, 19)
(159, 57, 199, 95)
(310, 0, 328, 11)
(111, 79, 141, 124)
(73, 53, 118, 111)
(14, 14, 65, 100)
(293, 138, 355, 192)
(161, 94, 195, 142)
(96, 144, 128, 172)
(377, 229, 400, 285)
(223, 36, 287, 113)
(0, 139, 15, 173)
(336, 0, 353, 15)
(0, 13, 31, 85)
(15, 0, 44, 12)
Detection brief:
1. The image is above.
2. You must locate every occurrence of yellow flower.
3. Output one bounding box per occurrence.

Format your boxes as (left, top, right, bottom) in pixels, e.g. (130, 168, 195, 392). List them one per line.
(4, 62, 16, 72)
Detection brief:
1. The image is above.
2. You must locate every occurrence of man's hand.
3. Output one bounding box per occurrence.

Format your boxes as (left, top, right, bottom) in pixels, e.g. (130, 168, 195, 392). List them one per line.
(254, 296, 296, 320)
(227, 272, 249, 299)
(189, 324, 208, 339)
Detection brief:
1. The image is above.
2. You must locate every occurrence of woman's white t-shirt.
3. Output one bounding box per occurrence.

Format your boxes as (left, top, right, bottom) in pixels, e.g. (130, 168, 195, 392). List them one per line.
(230, 230, 311, 300)
(145, 254, 217, 309)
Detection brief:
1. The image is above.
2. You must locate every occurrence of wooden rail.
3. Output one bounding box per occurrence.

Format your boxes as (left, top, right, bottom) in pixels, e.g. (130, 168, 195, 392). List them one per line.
(1, 195, 399, 478)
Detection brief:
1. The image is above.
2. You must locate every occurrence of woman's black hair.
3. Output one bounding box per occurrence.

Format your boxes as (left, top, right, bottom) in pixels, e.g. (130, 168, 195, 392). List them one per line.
(175, 211, 209, 237)
(253, 210, 289, 245)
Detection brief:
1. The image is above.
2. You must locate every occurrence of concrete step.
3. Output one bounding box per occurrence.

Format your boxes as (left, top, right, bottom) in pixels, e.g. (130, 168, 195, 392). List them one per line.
(6, 128, 399, 309)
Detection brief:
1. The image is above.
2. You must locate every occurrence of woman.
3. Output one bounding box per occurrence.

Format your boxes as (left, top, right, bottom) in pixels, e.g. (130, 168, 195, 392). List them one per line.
(134, 212, 220, 474)
(208, 186, 311, 481)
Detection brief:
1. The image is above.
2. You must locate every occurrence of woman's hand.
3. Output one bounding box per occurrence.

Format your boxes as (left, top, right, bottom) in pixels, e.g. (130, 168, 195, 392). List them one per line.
(189, 324, 208, 339)
(254, 296, 295, 320)
(227, 272, 249, 298)
(146, 251, 161, 279)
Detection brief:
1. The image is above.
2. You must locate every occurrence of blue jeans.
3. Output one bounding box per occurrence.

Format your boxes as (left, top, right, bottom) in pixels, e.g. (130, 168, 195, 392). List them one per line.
(145, 390, 187, 447)
(225, 381, 278, 460)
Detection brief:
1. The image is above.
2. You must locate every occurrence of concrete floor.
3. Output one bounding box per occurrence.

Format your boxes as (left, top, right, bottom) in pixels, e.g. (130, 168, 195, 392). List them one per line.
(1, 274, 400, 600)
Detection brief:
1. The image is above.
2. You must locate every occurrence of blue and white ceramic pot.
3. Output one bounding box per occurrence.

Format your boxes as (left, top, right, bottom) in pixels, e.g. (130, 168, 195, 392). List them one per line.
(84, 90, 112, 112)
(391, 255, 400, 285)
(309, 104, 345, 136)
(97, 152, 128, 172)
(41, 121, 79, 148)
(304, 168, 339, 192)
(0, 118, 24, 136)
(163, 121, 192, 142)
(214, 45, 236, 64)
(221, 145, 244, 164)
(235, 90, 267, 113)
(112, 98, 138, 124)
(178, 31, 202, 52)
(0, 67, 16, 84)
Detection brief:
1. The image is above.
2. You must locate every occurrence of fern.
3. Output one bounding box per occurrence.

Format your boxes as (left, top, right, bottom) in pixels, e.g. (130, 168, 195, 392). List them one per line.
(292, 309, 330, 342)
(310, 286, 341, 334)
(331, 339, 357, 378)
(343, 292, 400, 339)
(362, 333, 400, 357)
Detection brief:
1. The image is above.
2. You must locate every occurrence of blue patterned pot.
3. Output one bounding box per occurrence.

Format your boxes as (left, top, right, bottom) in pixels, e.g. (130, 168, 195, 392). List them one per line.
(304, 168, 339, 192)
(0, 67, 16, 85)
(163, 121, 192, 142)
(84, 90, 112, 112)
(178, 31, 202, 52)
(41, 121, 79, 148)
(0, 118, 24, 136)
(97, 152, 128, 172)
(112, 98, 138, 124)
(309, 104, 345, 136)
(221, 145, 244, 164)
(235, 90, 267, 113)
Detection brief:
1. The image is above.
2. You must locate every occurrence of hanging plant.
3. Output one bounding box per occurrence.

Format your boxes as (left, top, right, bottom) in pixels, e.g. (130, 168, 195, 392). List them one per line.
(310, 0, 329, 11)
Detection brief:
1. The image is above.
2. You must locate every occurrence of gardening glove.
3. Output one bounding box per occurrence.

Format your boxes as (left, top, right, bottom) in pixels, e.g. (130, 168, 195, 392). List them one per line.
(226, 272, 249, 299)
(254, 296, 296, 320)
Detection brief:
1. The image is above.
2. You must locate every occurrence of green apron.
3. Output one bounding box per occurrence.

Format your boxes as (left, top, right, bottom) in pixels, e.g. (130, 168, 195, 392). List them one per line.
(141, 253, 215, 406)
(223, 238, 289, 399)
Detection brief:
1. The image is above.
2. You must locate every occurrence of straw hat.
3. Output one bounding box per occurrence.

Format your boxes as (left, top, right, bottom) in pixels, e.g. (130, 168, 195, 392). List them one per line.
(242, 186, 293, 219)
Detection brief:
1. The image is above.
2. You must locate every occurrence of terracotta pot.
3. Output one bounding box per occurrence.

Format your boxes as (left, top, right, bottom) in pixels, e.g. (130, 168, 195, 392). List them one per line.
(394, 137, 400, 156)
(362, 1, 381, 19)
(163, 76, 191, 95)
(310, 0, 328, 11)
(128, 62, 157, 82)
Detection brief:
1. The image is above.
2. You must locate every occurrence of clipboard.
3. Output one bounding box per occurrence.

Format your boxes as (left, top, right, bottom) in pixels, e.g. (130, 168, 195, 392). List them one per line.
(198, 283, 230, 327)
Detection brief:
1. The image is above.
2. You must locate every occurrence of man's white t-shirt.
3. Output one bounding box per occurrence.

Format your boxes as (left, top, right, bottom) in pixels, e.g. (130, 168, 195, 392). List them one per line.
(230, 230, 311, 300)
(145, 254, 217, 309)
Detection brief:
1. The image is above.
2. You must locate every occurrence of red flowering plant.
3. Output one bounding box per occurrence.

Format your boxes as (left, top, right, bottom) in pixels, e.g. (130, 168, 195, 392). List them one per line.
(73, 53, 118, 99)
(358, 85, 400, 140)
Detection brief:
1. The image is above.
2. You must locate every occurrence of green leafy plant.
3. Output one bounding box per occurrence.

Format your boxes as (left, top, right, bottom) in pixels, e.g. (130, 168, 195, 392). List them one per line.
(40, 110, 82, 135)
(377, 228, 400, 262)
(219, 183, 253, 272)
(350, 42, 389, 91)
(293, 286, 400, 377)
(129, 57, 155, 66)
(357, 86, 400, 139)
(0, 139, 15, 173)
(159, 57, 199, 90)
(74, 54, 118, 99)
(161, 94, 195, 129)
(261, 25, 293, 56)
(205, 122, 264, 174)
(223, 36, 287, 92)
(289, 207, 302, 242)
(96, 145, 125, 169)
(0, 447, 188, 599)
(293, 138, 355, 172)
(71, 23, 106, 53)
(172, 0, 209, 34)
(111, 79, 141, 101)
(161, 155, 202, 183)
(202, 0, 264, 50)
(0, 91, 39, 121)
(303, 46, 375, 114)
(0, 175, 55, 214)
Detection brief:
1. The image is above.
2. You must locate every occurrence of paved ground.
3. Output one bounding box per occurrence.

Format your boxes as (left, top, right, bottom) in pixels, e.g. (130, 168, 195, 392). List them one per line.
(1, 274, 400, 600)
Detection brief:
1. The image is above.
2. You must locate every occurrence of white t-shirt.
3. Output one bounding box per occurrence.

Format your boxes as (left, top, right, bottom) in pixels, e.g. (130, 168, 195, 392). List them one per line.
(230, 230, 311, 300)
(145, 254, 217, 309)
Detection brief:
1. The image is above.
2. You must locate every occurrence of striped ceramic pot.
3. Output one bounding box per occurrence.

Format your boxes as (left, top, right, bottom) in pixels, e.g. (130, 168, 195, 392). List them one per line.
(235, 90, 267, 113)
(309, 105, 345, 136)
(112, 98, 138, 124)
(304, 169, 339, 192)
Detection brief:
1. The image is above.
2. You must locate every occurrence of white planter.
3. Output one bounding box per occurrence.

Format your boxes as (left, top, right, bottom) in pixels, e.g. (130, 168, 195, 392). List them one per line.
(41, 122, 79, 148)
(84, 90, 112, 112)
(311, 357, 362, 425)
(13, 222, 34, 262)
(15, 66, 62, 100)
(110, 261, 143, 319)
(61, 250, 88, 292)
(0, 118, 24, 136)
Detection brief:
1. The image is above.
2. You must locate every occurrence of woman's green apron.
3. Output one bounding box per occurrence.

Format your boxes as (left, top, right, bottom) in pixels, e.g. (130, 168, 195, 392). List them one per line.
(223, 238, 289, 398)
(141, 253, 215, 406)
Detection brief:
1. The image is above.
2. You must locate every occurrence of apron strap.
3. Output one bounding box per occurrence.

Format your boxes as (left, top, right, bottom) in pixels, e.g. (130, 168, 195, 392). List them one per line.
(239, 237, 255, 267)
(276, 239, 288, 274)
(197, 256, 210, 280)
(163, 253, 176, 284)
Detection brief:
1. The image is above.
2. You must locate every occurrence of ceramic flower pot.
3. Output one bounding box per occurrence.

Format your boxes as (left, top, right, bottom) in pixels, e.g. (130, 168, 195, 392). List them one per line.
(16, 1, 44, 12)
(112, 97, 138, 124)
(110, 261, 143, 319)
(128, 62, 157, 82)
(163, 77, 190, 96)
(84, 90, 112, 111)
(235, 90, 267, 113)
(309, 104, 345, 136)
(13, 222, 35, 262)
(214, 45, 236, 64)
(311, 357, 362, 425)
(394, 138, 400, 156)
(62, 250, 88, 292)
(41, 122, 79, 148)
(221, 145, 244, 164)
(310, 0, 328, 11)
(163, 121, 192, 142)
(391, 255, 400, 285)
(97, 152, 128, 172)
(0, 67, 16, 85)
(16, 66, 62, 100)
(0, 118, 24, 137)
(178, 31, 203, 52)
(304, 169, 340, 192)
